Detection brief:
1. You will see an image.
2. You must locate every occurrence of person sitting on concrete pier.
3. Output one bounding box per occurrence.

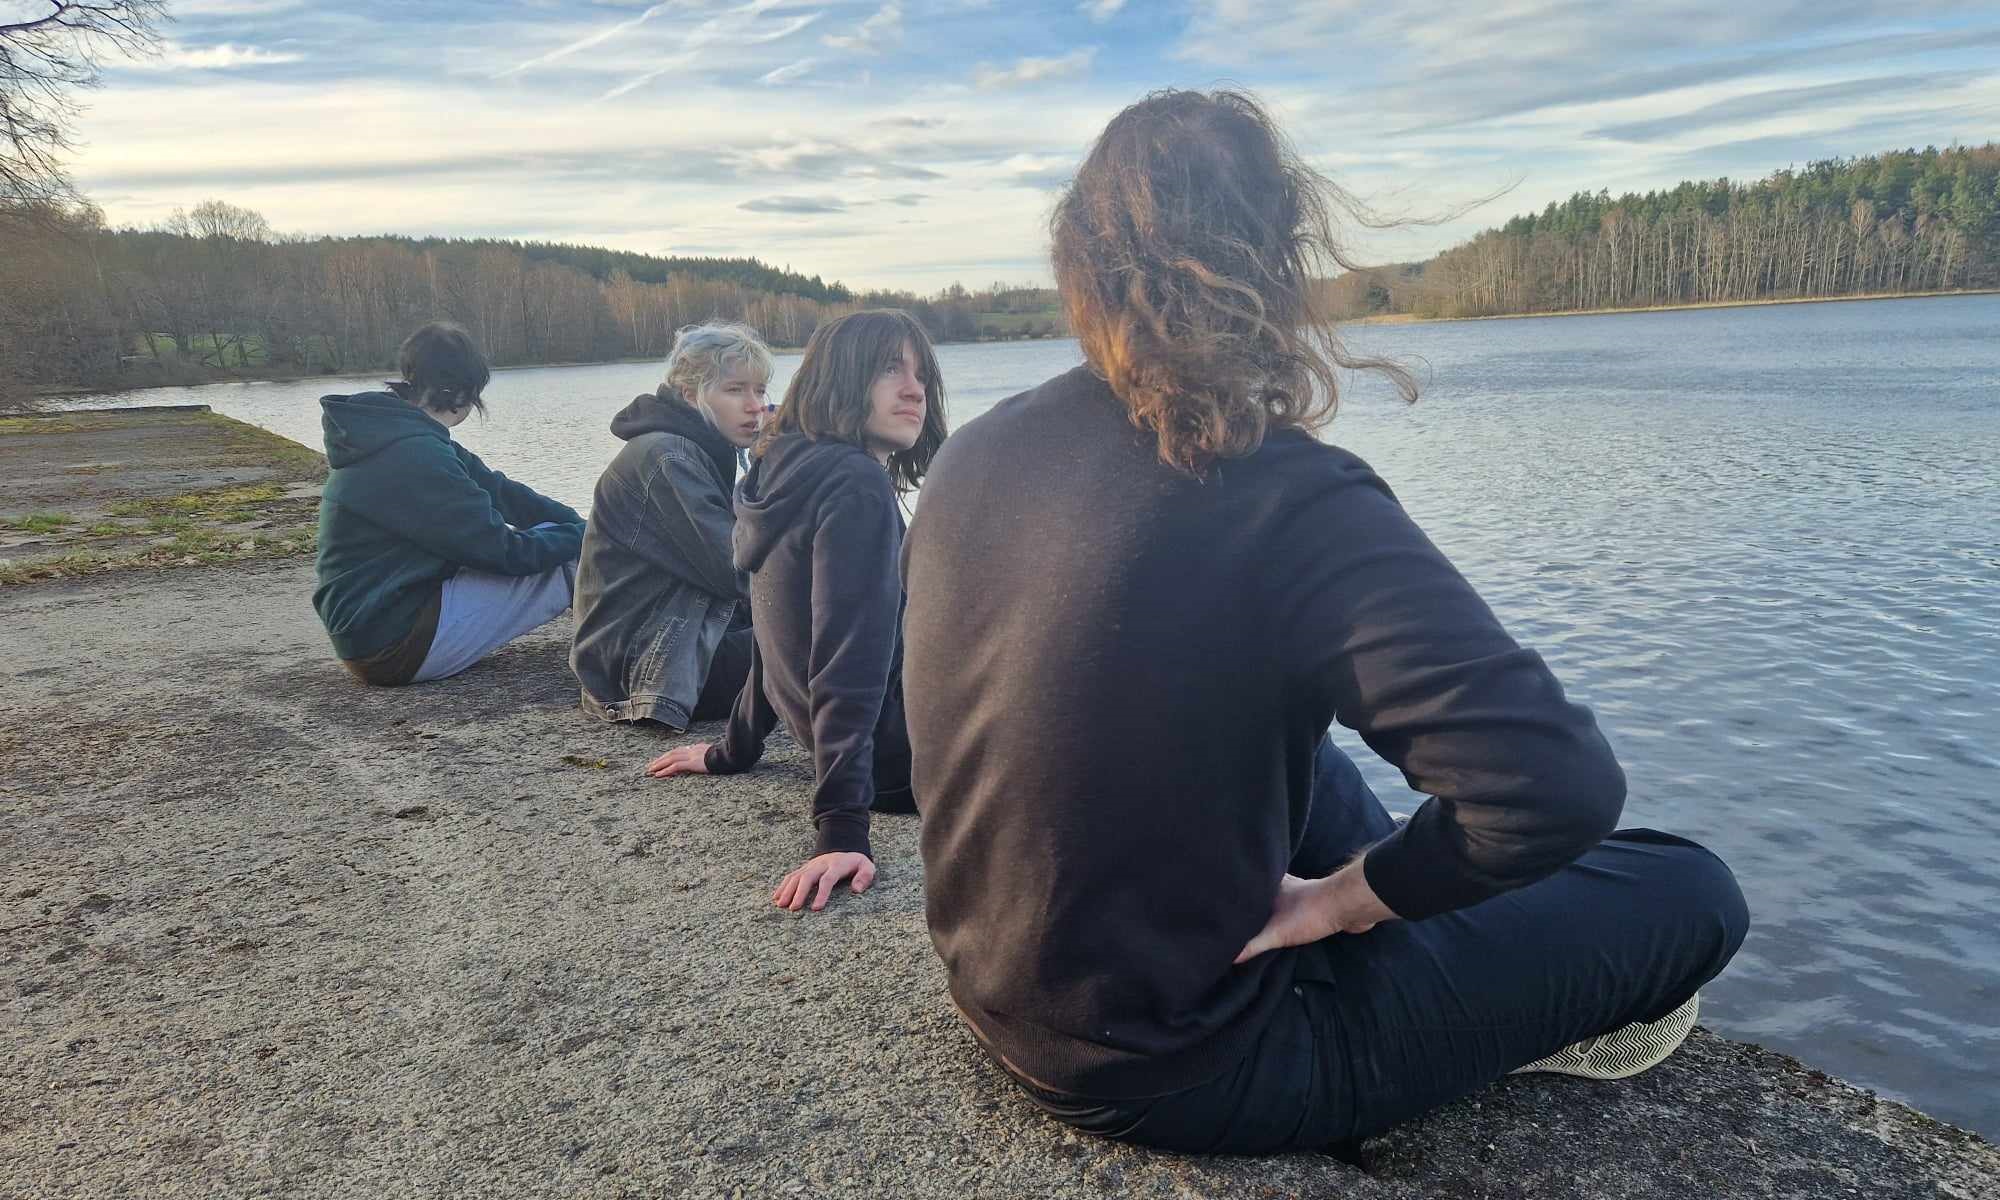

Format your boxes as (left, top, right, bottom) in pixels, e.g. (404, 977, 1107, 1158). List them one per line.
(312, 321, 584, 687)
(900, 89, 1751, 1154)
(646, 310, 946, 915)
(570, 323, 773, 731)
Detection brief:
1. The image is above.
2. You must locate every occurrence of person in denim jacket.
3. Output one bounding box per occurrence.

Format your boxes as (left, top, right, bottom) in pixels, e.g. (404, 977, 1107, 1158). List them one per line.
(570, 323, 773, 730)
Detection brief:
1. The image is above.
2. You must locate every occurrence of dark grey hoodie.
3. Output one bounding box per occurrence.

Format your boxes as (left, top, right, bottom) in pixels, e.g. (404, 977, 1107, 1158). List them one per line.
(704, 432, 912, 858)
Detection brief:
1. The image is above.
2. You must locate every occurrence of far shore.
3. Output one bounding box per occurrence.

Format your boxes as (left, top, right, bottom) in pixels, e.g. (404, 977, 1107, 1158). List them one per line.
(1347, 286, 2000, 326)
(24, 287, 1996, 402)
(27, 332, 1073, 403)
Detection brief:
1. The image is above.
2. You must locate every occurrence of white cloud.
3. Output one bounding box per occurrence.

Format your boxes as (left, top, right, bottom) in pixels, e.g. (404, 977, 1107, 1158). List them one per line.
(57, 0, 2000, 294)
(823, 2, 902, 55)
(125, 42, 305, 70)
(973, 48, 1096, 89)
(599, 8, 821, 101)
(1081, 0, 1127, 21)
(497, 1, 681, 78)
(760, 57, 818, 85)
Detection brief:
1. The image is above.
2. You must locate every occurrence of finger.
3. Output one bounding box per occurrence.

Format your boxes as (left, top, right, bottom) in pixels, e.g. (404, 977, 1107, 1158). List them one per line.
(850, 860, 876, 894)
(773, 871, 800, 908)
(811, 865, 841, 911)
(789, 865, 823, 912)
(1234, 935, 1265, 965)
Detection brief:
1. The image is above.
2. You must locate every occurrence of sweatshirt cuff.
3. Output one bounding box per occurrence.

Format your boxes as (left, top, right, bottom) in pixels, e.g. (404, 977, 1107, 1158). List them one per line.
(813, 812, 872, 860)
(703, 743, 740, 775)
(1359, 813, 1495, 923)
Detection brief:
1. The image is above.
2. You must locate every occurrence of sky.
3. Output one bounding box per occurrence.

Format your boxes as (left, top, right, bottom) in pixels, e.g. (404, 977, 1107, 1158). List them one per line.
(48, 0, 2000, 292)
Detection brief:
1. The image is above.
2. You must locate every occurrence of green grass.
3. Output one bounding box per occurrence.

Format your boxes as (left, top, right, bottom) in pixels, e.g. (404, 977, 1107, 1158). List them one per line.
(970, 308, 1066, 339)
(108, 483, 288, 520)
(0, 527, 316, 586)
(0, 409, 324, 587)
(0, 512, 75, 534)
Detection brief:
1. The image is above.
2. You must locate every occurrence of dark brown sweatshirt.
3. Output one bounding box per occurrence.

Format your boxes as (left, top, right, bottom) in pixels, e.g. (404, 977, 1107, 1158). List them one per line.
(901, 366, 1625, 1099)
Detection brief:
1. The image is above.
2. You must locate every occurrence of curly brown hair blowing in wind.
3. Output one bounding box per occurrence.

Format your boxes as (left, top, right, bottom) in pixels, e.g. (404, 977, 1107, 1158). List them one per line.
(1051, 88, 1415, 474)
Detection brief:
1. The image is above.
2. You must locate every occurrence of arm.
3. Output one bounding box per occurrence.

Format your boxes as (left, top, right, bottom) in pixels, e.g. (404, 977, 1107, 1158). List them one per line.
(640, 441, 748, 600)
(705, 639, 780, 773)
(1281, 469, 1624, 923)
(797, 488, 904, 861)
(337, 440, 582, 576)
(456, 445, 585, 529)
(646, 641, 778, 779)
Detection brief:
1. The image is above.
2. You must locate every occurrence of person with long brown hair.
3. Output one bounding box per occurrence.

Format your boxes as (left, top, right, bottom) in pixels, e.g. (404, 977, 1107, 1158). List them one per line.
(647, 309, 946, 913)
(901, 90, 1748, 1151)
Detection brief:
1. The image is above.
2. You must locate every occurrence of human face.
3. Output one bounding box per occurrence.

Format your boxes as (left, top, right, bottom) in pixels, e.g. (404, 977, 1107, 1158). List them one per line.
(862, 339, 927, 464)
(693, 362, 768, 449)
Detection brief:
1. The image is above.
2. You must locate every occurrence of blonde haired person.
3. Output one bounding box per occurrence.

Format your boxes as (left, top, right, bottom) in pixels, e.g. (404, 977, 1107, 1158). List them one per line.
(570, 323, 774, 729)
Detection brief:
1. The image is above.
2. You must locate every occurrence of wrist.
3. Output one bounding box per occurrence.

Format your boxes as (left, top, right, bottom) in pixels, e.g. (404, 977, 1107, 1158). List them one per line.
(1333, 859, 1396, 925)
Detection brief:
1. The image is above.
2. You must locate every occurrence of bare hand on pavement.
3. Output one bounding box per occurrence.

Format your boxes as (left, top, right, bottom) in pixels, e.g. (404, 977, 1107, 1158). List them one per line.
(646, 743, 711, 779)
(773, 852, 875, 912)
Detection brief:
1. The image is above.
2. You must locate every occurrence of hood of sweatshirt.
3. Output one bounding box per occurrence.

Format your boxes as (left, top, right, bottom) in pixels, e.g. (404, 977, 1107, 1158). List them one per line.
(319, 390, 450, 469)
(733, 432, 896, 575)
(608, 385, 739, 489)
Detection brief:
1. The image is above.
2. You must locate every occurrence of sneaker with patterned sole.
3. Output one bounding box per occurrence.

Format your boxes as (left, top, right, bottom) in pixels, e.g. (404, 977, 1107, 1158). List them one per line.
(1509, 992, 1700, 1080)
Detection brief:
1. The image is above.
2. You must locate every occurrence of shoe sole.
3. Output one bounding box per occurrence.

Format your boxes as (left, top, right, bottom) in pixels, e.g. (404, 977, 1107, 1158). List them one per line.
(1509, 992, 1700, 1080)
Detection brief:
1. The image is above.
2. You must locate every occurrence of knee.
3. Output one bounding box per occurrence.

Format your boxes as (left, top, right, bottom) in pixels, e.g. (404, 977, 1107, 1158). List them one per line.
(1642, 833, 1751, 961)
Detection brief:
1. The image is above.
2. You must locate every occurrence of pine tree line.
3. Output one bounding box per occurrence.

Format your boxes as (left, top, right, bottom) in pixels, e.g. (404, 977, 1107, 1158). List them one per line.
(1328, 145, 2000, 320)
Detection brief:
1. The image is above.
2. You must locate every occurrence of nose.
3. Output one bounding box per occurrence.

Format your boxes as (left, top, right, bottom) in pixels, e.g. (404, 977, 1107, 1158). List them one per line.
(901, 374, 925, 402)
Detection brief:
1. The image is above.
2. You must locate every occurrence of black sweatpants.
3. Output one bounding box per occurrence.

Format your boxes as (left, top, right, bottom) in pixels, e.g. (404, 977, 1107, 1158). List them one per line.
(1010, 734, 1750, 1152)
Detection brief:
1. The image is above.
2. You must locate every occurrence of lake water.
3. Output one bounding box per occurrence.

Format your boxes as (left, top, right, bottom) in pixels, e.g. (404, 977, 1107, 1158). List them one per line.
(69, 294, 2000, 1136)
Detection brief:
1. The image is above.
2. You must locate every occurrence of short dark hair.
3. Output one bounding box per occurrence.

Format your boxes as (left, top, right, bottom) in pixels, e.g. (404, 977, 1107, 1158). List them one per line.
(392, 322, 489, 416)
(759, 309, 946, 493)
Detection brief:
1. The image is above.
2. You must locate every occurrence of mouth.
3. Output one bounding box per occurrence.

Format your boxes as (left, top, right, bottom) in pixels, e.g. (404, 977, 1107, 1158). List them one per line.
(893, 408, 924, 423)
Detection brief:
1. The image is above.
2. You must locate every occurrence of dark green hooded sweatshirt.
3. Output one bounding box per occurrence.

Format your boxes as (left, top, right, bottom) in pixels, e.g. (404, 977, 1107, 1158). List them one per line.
(312, 390, 585, 661)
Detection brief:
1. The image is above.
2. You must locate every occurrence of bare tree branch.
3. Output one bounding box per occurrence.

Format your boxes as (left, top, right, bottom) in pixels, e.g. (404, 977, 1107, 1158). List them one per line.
(0, 0, 166, 210)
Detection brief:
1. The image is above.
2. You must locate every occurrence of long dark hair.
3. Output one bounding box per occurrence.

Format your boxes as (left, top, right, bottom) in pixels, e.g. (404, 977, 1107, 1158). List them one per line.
(1051, 88, 1414, 474)
(759, 309, 947, 493)
(386, 321, 490, 416)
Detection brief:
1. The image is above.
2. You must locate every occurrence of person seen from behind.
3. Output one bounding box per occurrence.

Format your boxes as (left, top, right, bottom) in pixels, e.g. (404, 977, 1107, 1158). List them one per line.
(899, 89, 1750, 1153)
(313, 321, 584, 686)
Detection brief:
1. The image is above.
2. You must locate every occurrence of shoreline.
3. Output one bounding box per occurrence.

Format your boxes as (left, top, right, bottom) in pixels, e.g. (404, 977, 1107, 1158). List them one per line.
(28, 333, 1072, 403)
(1346, 287, 2000, 325)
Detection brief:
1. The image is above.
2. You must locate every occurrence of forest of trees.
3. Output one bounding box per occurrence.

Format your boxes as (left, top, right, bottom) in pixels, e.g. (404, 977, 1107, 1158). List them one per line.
(8, 145, 1996, 399)
(1326, 145, 2000, 320)
(0, 199, 1063, 398)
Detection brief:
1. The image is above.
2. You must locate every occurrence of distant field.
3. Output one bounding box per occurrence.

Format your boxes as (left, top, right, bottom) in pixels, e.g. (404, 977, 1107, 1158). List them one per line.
(971, 309, 1066, 339)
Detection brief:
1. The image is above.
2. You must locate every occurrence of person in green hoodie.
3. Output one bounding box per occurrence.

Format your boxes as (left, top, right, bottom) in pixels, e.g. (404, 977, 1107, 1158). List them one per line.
(313, 322, 585, 686)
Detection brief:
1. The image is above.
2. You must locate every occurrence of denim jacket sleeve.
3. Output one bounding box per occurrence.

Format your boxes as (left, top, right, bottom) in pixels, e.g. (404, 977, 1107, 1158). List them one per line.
(643, 438, 747, 601)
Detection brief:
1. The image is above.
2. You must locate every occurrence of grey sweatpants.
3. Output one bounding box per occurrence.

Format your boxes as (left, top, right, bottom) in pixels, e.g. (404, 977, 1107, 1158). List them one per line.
(412, 556, 577, 683)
